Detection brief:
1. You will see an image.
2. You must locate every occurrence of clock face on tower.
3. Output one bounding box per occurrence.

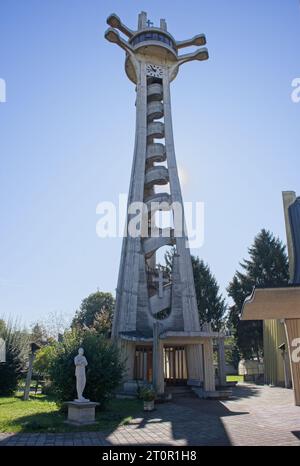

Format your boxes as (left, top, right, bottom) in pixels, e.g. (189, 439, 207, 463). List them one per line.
(146, 64, 163, 78)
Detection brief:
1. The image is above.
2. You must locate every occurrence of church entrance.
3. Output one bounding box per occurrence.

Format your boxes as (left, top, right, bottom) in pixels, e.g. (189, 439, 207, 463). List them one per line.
(164, 346, 187, 385)
(134, 345, 188, 385)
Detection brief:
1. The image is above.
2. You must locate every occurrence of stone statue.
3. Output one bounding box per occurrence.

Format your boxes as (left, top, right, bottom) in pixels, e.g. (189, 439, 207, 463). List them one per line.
(74, 347, 89, 402)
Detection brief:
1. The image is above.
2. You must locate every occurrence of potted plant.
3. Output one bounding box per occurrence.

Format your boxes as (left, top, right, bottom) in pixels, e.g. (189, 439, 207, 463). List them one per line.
(139, 386, 156, 411)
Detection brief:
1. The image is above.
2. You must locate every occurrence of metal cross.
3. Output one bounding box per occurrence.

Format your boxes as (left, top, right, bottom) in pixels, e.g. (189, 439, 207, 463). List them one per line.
(146, 19, 154, 27)
(153, 268, 168, 298)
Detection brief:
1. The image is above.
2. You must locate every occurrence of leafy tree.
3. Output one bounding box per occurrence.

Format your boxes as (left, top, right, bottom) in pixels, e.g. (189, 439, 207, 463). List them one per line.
(0, 319, 6, 334)
(49, 328, 124, 403)
(33, 343, 58, 379)
(0, 319, 30, 395)
(30, 323, 48, 346)
(227, 229, 289, 360)
(165, 249, 226, 330)
(43, 310, 70, 341)
(164, 247, 175, 272)
(72, 291, 115, 336)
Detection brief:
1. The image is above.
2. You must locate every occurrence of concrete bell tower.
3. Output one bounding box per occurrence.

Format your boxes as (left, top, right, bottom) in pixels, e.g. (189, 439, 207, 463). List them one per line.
(105, 12, 217, 395)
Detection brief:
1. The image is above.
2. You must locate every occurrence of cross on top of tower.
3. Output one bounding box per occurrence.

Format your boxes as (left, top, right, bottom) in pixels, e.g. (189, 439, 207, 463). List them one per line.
(105, 12, 209, 82)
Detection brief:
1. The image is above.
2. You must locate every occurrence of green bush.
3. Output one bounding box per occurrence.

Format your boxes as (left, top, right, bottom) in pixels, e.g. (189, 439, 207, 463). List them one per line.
(33, 344, 58, 378)
(49, 329, 124, 404)
(0, 320, 30, 396)
(138, 385, 156, 401)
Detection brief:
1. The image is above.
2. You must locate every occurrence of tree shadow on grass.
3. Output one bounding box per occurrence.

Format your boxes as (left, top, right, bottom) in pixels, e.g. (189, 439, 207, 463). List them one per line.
(0, 400, 247, 446)
(0, 397, 142, 435)
(0, 385, 263, 446)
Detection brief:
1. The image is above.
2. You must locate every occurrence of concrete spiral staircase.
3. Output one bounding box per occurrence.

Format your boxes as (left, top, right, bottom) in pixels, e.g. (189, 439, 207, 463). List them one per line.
(143, 80, 174, 318)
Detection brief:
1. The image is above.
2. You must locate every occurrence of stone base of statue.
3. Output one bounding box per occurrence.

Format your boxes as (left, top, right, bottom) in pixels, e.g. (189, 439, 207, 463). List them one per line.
(65, 401, 99, 426)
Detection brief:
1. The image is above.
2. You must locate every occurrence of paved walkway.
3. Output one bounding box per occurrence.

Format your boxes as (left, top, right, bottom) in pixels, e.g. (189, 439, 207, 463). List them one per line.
(1, 384, 300, 446)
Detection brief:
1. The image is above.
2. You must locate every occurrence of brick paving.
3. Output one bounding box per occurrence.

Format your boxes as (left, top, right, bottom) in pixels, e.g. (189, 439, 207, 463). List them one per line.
(0, 383, 300, 446)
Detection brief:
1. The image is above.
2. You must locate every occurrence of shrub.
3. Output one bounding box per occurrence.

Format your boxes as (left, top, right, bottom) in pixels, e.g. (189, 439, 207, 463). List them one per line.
(49, 329, 124, 404)
(138, 385, 156, 401)
(0, 320, 30, 396)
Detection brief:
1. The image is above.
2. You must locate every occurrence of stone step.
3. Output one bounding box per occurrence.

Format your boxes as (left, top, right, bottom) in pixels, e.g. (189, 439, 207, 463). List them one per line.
(216, 381, 237, 390)
(192, 387, 232, 400)
(166, 385, 191, 390)
(166, 386, 196, 398)
(115, 392, 137, 400)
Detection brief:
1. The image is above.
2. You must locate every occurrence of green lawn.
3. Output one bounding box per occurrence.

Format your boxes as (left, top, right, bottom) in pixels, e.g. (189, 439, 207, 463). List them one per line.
(226, 375, 244, 383)
(0, 394, 142, 433)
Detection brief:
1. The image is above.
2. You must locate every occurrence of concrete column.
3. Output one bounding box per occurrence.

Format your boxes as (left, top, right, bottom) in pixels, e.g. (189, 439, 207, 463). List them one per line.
(186, 344, 204, 385)
(284, 318, 300, 406)
(217, 337, 226, 387)
(152, 321, 164, 395)
(160, 19, 167, 31)
(281, 348, 292, 389)
(138, 11, 147, 30)
(203, 338, 215, 392)
(119, 339, 136, 382)
(112, 61, 148, 338)
(282, 191, 296, 282)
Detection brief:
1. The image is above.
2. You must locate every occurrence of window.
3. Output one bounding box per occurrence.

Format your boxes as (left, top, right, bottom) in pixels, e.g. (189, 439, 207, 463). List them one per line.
(131, 32, 176, 51)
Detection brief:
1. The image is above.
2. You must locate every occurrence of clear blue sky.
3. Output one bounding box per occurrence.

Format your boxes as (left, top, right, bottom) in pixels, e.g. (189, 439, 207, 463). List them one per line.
(0, 0, 299, 326)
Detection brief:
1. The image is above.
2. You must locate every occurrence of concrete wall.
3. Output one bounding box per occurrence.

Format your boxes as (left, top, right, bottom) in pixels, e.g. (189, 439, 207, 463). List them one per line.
(263, 319, 291, 386)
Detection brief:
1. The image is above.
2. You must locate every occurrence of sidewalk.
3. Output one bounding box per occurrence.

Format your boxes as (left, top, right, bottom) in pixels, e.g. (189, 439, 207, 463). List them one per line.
(1, 384, 300, 446)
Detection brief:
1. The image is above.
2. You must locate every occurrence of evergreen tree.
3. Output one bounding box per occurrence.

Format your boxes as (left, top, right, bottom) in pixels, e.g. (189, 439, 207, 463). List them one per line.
(227, 229, 289, 360)
(192, 256, 226, 331)
(165, 249, 226, 331)
(0, 319, 30, 395)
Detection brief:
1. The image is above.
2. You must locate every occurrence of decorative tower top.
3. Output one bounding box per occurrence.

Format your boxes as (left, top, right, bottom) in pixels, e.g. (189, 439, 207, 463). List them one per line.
(105, 11, 208, 83)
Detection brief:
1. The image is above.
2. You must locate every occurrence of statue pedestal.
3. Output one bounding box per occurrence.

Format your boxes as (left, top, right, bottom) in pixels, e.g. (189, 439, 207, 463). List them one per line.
(65, 401, 99, 426)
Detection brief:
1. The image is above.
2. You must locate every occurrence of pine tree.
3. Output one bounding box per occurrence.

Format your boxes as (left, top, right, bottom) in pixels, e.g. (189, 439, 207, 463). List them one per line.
(164, 249, 226, 331)
(227, 229, 289, 360)
(192, 257, 226, 331)
(0, 319, 30, 395)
